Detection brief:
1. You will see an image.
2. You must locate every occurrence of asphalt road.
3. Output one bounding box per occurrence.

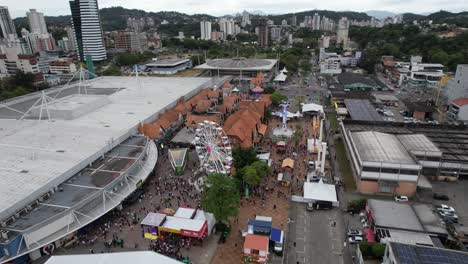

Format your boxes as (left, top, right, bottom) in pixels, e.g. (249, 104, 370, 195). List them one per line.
(284, 202, 346, 264)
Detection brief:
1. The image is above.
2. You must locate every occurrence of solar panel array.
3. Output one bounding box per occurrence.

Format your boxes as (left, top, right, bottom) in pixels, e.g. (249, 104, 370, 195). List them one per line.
(392, 242, 468, 264)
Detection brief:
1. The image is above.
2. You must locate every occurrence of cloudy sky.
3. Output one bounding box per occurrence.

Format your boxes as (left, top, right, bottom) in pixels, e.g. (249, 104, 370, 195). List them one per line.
(5, 0, 468, 18)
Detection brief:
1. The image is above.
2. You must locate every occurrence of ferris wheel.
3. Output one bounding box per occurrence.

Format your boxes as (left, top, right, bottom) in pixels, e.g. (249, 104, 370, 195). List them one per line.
(194, 120, 233, 175)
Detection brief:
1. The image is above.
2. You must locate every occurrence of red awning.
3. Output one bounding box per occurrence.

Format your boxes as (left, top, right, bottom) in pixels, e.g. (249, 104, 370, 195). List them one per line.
(364, 228, 376, 243)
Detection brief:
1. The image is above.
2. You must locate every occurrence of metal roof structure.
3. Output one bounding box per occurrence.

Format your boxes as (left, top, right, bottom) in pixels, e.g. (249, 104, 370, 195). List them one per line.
(367, 199, 447, 236)
(196, 58, 277, 71)
(344, 99, 383, 121)
(145, 58, 190, 67)
(351, 131, 417, 164)
(0, 76, 211, 220)
(45, 251, 182, 264)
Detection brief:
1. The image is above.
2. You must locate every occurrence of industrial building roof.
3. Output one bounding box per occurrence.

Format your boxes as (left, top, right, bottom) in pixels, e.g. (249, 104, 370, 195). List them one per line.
(0, 76, 211, 220)
(45, 251, 181, 264)
(396, 134, 442, 157)
(146, 58, 190, 67)
(196, 58, 277, 71)
(367, 199, 447, 235)
(351, 131, 416, 164)
(344, 99, 383, 121)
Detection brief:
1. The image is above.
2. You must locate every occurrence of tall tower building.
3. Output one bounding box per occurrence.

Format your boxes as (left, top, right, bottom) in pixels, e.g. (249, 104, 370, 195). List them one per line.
(200, 21, 212, 40)
(291, 15, 297, 27)
(337, 17, 350, 47)
(69, 0, 107, 61)
(242, 11, 251, 27)
(27, 9, 48, 34)
(257, 19, 269, 48)
(0, 6, 16, 39)
(313, 13, 321, 30)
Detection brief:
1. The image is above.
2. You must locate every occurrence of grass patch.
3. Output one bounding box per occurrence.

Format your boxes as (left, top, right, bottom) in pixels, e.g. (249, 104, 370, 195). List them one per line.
(335, 139, 356, 191)
(328, 111, 339, 131)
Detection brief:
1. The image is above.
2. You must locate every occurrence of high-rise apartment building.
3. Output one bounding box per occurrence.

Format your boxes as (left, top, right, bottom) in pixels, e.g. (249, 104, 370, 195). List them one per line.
(313, 13, 321, 30)
(291, 15, 297, 27)
(69, 0, 107, 61)
(0, 6, 16, 39)
(27, 9, 48, 34)
(337, 17, 350, 47)
(200, 21, 212, 40)
(257, 19, 269, 48)
(242, 11, 251, 27)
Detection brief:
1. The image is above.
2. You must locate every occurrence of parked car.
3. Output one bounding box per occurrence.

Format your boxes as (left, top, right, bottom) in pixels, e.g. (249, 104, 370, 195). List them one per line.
(438, 211, 459, 223)
(435, 204, 455, 213)
(433, 193, 450, 201)
(347, 229, 363, 237)
(348, 236, 363, 244)
(394, 195, 409, 202)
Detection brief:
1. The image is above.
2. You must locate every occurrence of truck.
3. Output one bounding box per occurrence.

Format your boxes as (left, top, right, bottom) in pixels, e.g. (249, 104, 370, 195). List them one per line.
(270, 228, 284, 256)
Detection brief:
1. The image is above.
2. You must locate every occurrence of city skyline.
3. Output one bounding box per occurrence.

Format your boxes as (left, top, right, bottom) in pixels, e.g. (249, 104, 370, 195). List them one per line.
(4, 0, 468, 18)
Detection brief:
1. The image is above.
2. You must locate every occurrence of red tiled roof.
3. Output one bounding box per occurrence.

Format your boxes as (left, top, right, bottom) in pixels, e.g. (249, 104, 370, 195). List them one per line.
(383, 60, 397, 68)
(194, 99, 212, 113)
(452, 98, 468, 107)
(49, 60, 73, 66)
(244, 234, 269, 252)
(223, 108, 262, 147)
(258, 124, 268, 135)
(238, 100, 265, 119)
(186, 113, 221, 128)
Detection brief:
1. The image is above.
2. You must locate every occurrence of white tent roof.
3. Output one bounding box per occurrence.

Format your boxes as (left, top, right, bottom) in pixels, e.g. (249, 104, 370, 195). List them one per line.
(256, 152, 271, 161)
(303, 179, 337, 203)
(302, 103, 324, 113)
(45, 251, 181, 264)
(281, 67, 288, 73)
(274, 72, 287, 82)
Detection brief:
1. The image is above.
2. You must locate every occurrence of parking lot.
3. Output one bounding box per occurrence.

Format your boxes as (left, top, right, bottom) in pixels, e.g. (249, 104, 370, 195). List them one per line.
(284, 202, 345, 264)
(431, 180, 468, 226)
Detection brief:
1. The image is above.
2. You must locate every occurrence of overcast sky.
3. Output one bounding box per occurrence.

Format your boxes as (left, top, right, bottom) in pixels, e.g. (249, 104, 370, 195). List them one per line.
(4, 0, 468, 18)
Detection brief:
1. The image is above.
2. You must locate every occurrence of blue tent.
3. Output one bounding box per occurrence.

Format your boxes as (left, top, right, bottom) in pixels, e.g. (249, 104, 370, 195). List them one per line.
(270, 228, 283, 243)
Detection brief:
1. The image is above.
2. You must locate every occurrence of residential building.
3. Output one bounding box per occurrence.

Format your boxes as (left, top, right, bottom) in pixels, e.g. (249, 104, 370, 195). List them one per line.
(48, 60, 77, 74)
(242, 11, 251, 27)
(0, 48, 40, 76)
(0, 6, 16, 39)
(27, 9, 48, 35)
(211, 31, 224, 42)
(404, 62, 446, 90)
(127, 18, 145, 32)
(443, 64, 468, 103)
(58, 37, 73, 52)
(383, 242, 468, 264)
(290, 15, 297, 27)
(281, 20, 288, 26)
(312, 13, 321, 30)
(200, 21, 212, 41)
(320, 57, 342, 74)
(270, 27, 281, 42)
(69, 0, 107, 61)
(114, 31, 147, 53)
(448, 98, 468, 123)
(146, 17, 154, 27)
(65, 27, 77, 51)
(304, 16, 312, 28)
(337, 17, 349, 47)
(257, 20, 269, 48)
(219, 18, 236, 39)
(320, 35, 330, 48)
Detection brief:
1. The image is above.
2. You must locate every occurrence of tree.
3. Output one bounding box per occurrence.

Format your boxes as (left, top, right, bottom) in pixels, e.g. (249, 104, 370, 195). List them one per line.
(232, 147, 259, 169)
(271, 92, 287, 105)
(202, 173, 240, 223)
(371, 243, 386, 258)
(102, 65, 121, 76)
(242, 161, 270, 187)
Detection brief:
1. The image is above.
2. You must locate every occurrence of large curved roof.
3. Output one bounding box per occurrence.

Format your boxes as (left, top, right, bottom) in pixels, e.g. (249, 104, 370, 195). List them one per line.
(196, 58, 277, 71)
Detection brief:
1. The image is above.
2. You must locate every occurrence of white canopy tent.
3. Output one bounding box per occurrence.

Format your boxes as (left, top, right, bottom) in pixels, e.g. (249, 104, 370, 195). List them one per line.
(303, 179, 339, 206)
(302, 103, 324, 113)
(45, 251, 182, 264)
(274, 72, 287, 82)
